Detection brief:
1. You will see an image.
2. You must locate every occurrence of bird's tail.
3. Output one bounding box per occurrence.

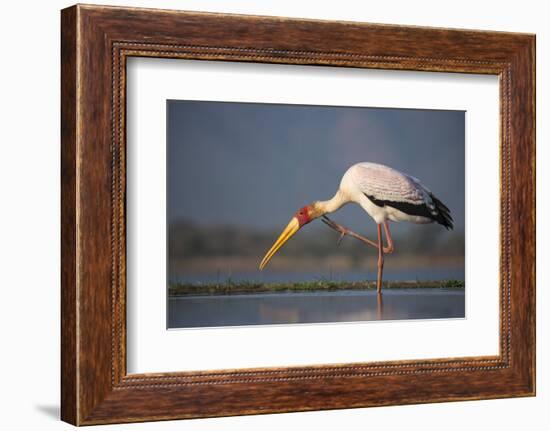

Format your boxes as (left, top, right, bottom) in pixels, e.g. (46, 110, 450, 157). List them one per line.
(430, 193, 454, 230)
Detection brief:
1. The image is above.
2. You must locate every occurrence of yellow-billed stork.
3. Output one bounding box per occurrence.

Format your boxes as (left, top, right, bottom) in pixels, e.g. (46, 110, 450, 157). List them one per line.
(259, 162, 453, 293)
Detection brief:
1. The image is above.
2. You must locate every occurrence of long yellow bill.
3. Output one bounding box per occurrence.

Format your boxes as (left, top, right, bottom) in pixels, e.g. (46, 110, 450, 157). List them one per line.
(259, 217, 300, 270)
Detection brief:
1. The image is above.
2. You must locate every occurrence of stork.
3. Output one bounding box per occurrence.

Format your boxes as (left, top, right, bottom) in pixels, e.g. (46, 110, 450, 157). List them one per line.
(259, 162, 453, 293)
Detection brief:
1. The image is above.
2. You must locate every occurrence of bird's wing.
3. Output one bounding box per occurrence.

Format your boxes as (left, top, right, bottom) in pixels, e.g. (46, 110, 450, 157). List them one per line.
(350, 163, 454, 229)
(351, 163, 430, 205)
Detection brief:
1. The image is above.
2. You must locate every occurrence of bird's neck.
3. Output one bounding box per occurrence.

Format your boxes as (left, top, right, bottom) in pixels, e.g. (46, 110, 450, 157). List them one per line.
(313, 190, 348, 217)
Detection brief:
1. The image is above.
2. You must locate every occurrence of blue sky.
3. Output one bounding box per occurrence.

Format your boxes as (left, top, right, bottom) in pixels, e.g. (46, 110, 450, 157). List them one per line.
(167, 100, 465, 236)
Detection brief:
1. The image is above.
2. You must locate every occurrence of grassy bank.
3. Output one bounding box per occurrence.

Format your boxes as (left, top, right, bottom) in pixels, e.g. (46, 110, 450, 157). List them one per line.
(168, 279, 464, 296)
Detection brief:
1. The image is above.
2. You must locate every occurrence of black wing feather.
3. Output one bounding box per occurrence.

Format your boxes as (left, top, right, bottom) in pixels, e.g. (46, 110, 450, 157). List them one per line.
(366, 193, 454, 230)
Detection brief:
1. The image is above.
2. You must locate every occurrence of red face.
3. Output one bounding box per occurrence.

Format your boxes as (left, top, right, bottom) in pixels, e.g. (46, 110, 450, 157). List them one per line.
(295, 206, 312, 227)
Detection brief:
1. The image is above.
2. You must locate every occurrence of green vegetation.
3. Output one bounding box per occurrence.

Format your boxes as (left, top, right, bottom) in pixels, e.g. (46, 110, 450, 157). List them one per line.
(168, 279, 465, 296)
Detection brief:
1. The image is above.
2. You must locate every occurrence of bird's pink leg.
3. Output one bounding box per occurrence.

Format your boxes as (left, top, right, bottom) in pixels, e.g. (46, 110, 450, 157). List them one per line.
(322, 216, 379, 249)
(322, 217, 395, 293)
(376, 224, 384, 293)
(382, 221, 394, 254)
(322, 216, 393, 252)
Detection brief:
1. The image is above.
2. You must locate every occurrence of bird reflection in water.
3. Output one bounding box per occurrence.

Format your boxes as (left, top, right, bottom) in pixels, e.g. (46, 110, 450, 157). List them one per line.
(256, 290, 386, 324)
(376, 292, 384, 320)
(258, 303, 300, 323)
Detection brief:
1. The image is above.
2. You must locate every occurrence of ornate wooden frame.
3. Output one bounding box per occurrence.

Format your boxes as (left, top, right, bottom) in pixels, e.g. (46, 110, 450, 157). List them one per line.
(61, 4, 535, 425)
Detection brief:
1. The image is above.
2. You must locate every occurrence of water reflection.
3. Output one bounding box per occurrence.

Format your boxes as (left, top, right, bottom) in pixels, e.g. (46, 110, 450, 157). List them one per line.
(377, 292, 383, 320)
(168, 288, 465, 329)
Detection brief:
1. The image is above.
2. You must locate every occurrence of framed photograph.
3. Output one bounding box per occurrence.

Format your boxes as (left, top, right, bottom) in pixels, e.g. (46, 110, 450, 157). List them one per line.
(61, 4, 535, 425)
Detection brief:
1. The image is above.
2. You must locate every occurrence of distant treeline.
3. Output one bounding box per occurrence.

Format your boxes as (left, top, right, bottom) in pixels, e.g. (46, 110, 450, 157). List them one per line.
(169, 219, 464, 261)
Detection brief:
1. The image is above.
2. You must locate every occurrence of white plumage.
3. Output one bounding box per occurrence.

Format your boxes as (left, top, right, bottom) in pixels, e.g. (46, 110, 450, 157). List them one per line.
(349, 162, 428, 205)
(337, 162, 453, 228)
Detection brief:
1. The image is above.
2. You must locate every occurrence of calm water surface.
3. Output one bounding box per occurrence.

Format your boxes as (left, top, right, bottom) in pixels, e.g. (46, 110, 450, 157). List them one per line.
(168, 288, 465, 329)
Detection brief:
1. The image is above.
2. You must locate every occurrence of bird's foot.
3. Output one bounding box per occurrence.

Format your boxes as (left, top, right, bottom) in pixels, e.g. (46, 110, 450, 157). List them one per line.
(321, 216, 381, 250)
(322, 216, 350, 246)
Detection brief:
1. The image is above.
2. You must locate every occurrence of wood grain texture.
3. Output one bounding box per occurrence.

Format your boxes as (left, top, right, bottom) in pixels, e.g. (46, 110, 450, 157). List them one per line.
(60, 4, 536, 425)
(60, 5, 78, 425)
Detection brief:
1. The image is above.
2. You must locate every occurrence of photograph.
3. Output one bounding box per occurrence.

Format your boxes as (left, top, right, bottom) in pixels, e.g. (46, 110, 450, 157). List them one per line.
(167, 100, 465, 328)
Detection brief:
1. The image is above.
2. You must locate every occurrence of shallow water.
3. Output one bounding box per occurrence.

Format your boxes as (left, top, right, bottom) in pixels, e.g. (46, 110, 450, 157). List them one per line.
(167, 288, 465, 329)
